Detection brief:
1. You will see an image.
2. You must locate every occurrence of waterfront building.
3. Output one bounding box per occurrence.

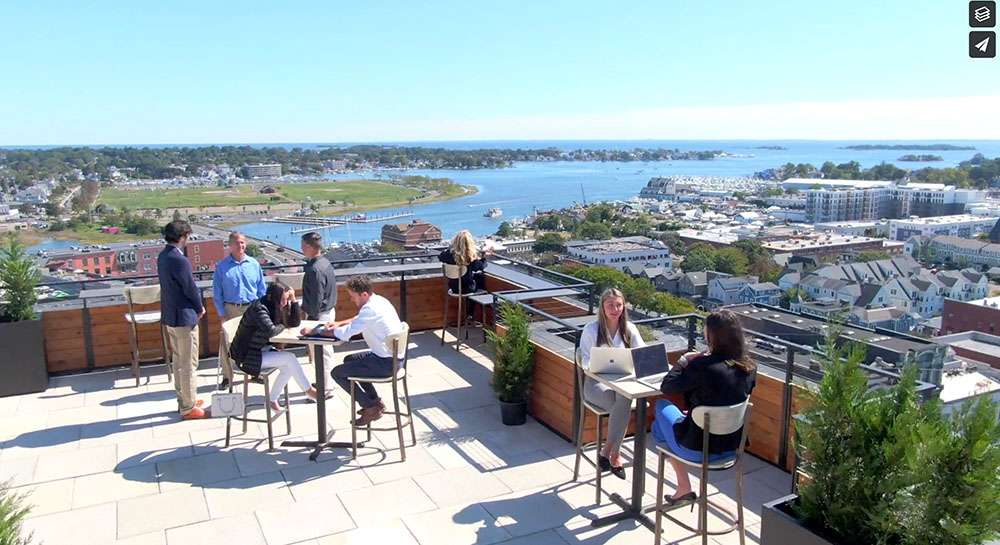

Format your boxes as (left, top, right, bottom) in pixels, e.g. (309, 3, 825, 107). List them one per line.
(889, 214, 1000, 241)
(381, 219, 442, 250)
(563, 236, 672, 274)
(638, 177, 677, 201)
(802, 180, 987, 223)
(242, 163, 282, 178)
(44, 238, 225, 276)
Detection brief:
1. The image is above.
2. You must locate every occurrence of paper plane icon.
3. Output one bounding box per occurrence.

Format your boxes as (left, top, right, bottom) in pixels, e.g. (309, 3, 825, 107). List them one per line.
(975, 36, 991, 52)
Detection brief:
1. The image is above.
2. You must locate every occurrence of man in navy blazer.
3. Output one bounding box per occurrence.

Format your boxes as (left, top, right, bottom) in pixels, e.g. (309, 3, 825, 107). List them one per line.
(158, 220, 207, 419)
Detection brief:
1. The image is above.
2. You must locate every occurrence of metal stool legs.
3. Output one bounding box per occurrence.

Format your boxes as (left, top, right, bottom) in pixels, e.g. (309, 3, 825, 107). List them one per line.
(224, 372, 292, 453)
(349, 374, 416, 461)
(653, 451, 746, 545)
(572, 410, 608, 505)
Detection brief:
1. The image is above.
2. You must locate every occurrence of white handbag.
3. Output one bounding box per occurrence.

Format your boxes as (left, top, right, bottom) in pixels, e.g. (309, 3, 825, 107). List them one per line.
(211, 392, 244, 417)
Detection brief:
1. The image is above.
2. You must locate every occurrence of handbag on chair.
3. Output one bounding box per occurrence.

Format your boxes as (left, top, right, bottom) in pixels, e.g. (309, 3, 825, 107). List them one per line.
(211, 391, 244, 417)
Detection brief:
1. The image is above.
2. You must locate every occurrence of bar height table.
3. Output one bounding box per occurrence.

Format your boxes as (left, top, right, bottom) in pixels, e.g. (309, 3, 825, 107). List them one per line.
(584, 369, 666, 531)
(269, 320, 358, 460)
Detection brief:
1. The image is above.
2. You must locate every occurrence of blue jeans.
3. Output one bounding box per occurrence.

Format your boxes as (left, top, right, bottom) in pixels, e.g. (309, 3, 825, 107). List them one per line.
(331, 351, 394, 409)
(652, 400, 734, 463)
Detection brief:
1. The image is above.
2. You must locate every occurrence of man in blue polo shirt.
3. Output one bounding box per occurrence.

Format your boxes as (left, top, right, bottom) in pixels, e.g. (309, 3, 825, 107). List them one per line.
(212, 231, 267, 389)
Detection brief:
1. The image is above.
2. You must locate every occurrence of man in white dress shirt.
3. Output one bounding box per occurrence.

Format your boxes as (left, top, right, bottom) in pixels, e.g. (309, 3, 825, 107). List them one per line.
(304, 275, 402, 426)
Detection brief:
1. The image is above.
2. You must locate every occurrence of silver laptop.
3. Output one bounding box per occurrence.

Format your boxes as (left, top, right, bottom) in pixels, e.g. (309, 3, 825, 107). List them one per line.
(633, 344, 670, 389)
(588, 347, 634, 377)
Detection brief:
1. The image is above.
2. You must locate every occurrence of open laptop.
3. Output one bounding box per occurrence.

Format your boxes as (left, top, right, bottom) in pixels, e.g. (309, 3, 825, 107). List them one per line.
(633, 343, 670, 389)
(589, 343, 669, 387)
(588, 347, 634, 377)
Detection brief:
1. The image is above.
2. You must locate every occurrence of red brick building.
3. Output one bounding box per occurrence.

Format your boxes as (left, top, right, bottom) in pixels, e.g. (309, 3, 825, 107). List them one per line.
(46, 239, 225, 277)
(941, 297, 1000, 337)
(381, 220, 442, 250)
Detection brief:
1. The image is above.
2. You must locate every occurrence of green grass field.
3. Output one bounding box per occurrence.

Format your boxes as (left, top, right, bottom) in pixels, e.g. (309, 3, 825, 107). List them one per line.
(276, 181, 421, 206)
(98, 180, 427, 210)
(99, 185, 272, 209)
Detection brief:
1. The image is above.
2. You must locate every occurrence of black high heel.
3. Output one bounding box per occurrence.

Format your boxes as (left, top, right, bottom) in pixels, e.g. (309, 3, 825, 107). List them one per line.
(664, 491, 697, 510)
(597, 454, 627, 480)
(597, 454, 612, 472)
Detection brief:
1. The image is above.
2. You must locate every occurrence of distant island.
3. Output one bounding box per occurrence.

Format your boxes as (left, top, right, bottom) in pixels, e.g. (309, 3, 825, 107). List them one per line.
(0, 145, 728, 187)
(754, 146, 787, 150)
(841, 144, 975, 151)
(897, 154, 944, 162)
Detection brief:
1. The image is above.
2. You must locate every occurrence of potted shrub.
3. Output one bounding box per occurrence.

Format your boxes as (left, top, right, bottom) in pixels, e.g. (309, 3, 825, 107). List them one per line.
(486, 302, 535, 425)
(760, 335, 1000, 545)
(0, 481, 32, 545)
(0, 236, 48, 396)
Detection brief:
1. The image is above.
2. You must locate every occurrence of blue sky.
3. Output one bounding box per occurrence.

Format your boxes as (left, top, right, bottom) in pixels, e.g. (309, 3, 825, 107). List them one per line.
(1, 0, 998, 144)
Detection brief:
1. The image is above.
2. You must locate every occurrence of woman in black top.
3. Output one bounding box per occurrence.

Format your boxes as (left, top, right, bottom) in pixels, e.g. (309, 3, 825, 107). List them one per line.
(653, 310, 756, 506)
(438, 230, 491, 319)
(230, 282, 318, 410)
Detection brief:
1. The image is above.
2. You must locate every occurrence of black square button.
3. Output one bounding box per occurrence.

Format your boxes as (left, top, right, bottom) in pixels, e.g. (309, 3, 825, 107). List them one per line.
(970, 31, 996, 57)
(970, 1, 996, 27)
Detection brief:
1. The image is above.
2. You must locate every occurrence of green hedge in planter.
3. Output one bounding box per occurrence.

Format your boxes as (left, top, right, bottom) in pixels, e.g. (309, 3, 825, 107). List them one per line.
(794, 334, 1000, 545)
(0, 236, 39, 323)
(486, 302, 535, 404)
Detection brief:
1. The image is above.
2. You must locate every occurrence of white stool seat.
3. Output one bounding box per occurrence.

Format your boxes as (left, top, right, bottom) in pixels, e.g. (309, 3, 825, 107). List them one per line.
(656, 443, 738, 470)
(124, 310, 162, 324)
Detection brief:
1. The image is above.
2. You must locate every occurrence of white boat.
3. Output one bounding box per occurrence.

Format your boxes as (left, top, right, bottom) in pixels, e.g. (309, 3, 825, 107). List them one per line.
(484, 207, 502, 218)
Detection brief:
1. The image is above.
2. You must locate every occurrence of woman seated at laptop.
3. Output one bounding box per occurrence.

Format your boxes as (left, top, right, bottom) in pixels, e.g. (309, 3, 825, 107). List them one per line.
(579, 287, 645, 480)
(230, 281, 319, 411)
(652, 309, 756, 507)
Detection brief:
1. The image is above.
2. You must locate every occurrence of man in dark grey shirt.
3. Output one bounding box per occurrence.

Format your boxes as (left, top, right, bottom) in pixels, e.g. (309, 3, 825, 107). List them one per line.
(301, 232, 337, 394)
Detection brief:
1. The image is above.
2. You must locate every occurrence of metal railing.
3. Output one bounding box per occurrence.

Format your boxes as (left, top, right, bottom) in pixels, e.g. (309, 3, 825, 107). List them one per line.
(489, 297, 937, 470)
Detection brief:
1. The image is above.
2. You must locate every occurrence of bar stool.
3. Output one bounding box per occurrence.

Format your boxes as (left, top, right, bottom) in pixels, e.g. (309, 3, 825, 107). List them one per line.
(572, 349, 617, 504)
(440, 263, 471, 350)
(349, 322, 415, 460)
(653, 400, 753, 545)
(221, 317, 292, 452)
(123, 285, 171, 387)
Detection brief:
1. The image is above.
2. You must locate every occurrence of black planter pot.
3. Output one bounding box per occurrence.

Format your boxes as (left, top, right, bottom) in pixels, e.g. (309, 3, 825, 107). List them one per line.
(499, 399, 527, 426)
(761, 494, 838, 545)
(0, 319, 48, 397)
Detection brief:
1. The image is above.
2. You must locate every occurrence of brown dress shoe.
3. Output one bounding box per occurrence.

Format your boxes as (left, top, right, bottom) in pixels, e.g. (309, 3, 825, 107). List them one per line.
(354, 405, 384, 427)
(356, 399, 386, 415)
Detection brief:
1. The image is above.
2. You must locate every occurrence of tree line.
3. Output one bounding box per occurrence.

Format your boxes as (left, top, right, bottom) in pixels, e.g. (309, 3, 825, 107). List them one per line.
(0, 145, 729, 188)
(754, 154, 1000, 189)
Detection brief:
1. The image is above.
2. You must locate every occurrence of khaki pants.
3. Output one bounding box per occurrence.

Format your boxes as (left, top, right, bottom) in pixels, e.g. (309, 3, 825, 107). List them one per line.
(218, 303, 251, 380)
(166, 324, 200, 414)
(314, 309, 335, 386)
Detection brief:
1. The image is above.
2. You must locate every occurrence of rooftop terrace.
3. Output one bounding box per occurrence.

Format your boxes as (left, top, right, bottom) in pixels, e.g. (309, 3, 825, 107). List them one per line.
(5, 333, 791, 545)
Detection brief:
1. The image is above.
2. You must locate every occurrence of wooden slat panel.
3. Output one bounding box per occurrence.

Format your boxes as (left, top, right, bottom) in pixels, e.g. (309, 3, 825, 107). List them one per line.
(42, 276, 450, 373)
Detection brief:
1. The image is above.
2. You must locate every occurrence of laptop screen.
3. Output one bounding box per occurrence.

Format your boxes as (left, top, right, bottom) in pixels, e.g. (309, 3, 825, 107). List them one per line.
(632, 344, 668, 378)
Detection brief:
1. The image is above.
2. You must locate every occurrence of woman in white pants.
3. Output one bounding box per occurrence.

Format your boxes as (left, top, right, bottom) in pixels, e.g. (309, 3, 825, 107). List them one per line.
(579, 287, 645, 480)
(230, 282, 319, 411)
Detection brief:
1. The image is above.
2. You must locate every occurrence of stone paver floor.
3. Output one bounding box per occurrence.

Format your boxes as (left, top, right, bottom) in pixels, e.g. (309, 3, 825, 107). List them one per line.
(3, 331, 790, 545)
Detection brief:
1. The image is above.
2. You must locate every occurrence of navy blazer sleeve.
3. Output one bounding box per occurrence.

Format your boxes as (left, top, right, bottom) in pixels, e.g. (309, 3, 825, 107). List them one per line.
(175, 256, 204, 313)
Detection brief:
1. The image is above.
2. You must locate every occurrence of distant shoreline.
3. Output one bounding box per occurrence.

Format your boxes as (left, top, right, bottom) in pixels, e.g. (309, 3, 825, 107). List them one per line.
(841, 144, 976, 151)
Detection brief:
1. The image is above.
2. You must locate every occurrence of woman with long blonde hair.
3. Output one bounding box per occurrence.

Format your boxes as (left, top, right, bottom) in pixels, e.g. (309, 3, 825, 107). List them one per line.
(652, 309, 756, 507)
(438, 230, 491, 318)
(579, 287, 645, 479)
